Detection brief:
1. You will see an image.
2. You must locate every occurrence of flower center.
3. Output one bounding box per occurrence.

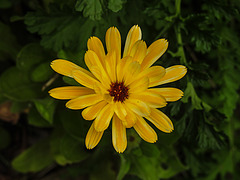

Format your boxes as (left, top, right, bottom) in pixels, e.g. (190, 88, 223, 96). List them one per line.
(108, 82, 129, 102)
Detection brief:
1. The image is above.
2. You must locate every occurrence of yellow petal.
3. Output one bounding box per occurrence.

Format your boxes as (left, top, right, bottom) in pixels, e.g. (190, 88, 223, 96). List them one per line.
(114, 101, 127, 121)
(84, 50, 110, 86)
(105, 27, 121, 61)
(87, 36, 105, 63)
(129, 40, 147, 64)
(123, 25, 142, 57)
(50, 59, 83, 77)
(121, 103, 137, 128)
(116, 56, 132, 82)
(155, 65, 187, 86)
(66, 94, 103, 110)
(82, 101, 108, 120)
(133, 116, 157, 143)
(147, 88, 183, 102)
(130, 91, 167, 108)
(141, 39, 168, 70)
(146, 108, 173, 133)
(85, 122, 104, 149)
(144, 66, 166, 87)
(72, 69, 99, 89)
(84, 50, 105, 73)
(105, 51, 117, 82)
(49, 86, 95, 100)
(90, 67, 111, 89)
(130, 66, 165, 88)
(123, 61, 141, 85)
(128, 77, 149, 94)
(93, 81, 109, 95)
(86, 66, 102, 84)
(94, 103, 114, 131)
(103, 93, 114, 104)
(125, 99, 151, 117)
(112, 114, 127, 153)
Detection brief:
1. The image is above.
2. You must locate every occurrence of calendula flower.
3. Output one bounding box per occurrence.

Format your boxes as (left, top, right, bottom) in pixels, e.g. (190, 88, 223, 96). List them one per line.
(49, 25, 187, 153)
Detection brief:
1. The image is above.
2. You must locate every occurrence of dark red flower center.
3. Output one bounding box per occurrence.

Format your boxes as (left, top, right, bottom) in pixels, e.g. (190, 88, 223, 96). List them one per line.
(108, 82, 129, 102)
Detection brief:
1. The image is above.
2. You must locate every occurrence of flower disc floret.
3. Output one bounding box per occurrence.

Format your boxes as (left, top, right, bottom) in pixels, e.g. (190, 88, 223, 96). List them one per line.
(108, 82, 129, 102)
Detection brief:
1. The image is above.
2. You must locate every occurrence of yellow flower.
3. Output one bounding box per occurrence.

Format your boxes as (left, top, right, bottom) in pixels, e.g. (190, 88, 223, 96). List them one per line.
(49, 25, 187, 153)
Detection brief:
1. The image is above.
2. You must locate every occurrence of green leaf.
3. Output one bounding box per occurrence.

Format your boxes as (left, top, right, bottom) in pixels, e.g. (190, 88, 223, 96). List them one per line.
(60, 134, 90, 163)
(10, 101, 29, 113)
(191, 29, 219, 53)
(130, 153, 159, 180)
(50, 128, 71, 166)
(54, 154, 70, 166)
(182, 82, 202, 109)
(117, 155, 131, 180)
(0, 21, 20, 61)
(184, 14, 220, 53)
(140, 142, 160, 158)
(28, 106, 52, 127)
(0, 127, 10, 150)
(170, 101, 181, 116)
(58, 108, 84, 140)
(16, 43, 51, 72)
(0, 0, 12, 9)
(12, 139, 54, 173)
(24, 9, 95, 51)
(33, 97, 57, 124)
(90, 160, 116, 180)
(157, 130, 181, 146)
(197, 114, 224, 150)
(183, 148, 202, 177)
(182, 82, 211, 111)
(31, 62, 53, 82)
(0, 67, 42, 101)
(201, 150, 234, 180)
(202, 1, 237, 21)
(75, 0, 103, 20)
(158, 147, 188, 179)
(129, 146, 187, 180)
(210, 52, 240, 119)
(108, 0, 124, 12)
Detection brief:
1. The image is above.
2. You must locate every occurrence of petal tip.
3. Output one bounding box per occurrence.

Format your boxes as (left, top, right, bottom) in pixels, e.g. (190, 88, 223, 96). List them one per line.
(116, 149, 125, 153)
(65, 101, 72, 109)
(50, 60, 57, 69)
(149, 139, 158, 143)
(114, 145, 127, 153)
(48, 89, 53, 94)
(180, 65, 188, 77)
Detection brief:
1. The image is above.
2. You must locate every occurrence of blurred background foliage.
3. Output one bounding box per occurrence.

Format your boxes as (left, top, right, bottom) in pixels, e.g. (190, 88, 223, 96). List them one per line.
(0, 0, 240, 179)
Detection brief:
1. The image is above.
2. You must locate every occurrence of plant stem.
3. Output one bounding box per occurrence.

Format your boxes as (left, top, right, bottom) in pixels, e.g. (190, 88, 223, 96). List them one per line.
(175, 0, 181, 16)
(174, 0, 188, 66)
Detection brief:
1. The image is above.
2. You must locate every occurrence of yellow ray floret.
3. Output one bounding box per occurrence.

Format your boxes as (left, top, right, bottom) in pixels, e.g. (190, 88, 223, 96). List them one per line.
(49, 86, 94, 99)
(112, 115, 127, 153)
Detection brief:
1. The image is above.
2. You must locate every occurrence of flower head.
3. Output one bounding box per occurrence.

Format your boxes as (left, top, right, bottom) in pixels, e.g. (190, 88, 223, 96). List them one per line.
(49, 25, 187, 153)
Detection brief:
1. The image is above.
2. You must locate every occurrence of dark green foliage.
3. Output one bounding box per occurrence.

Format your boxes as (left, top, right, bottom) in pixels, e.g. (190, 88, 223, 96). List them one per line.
(0, 126, 10, 150)
(0, 21, 20, 61)
(0, 67, 43, 101)
(11, 139, 54, 173)
(75, 0, 103, 20)
(24, 9, 95, 51)
(0, 0, 239, 179)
